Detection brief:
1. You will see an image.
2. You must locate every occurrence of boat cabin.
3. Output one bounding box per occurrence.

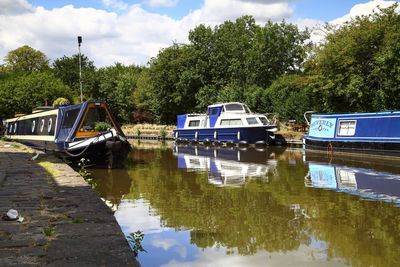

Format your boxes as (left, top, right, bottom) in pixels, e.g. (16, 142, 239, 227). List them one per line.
(177, 102, 272, 129)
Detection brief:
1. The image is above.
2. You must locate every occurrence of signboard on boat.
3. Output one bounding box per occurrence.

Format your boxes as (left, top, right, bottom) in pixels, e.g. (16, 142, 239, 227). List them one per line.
(309, 118, 336, 138)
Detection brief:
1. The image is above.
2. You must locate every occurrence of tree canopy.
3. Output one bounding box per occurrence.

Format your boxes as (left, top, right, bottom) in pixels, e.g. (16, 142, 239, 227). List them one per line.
(1, 4, 400, 124)
(3, 45, 50, 72)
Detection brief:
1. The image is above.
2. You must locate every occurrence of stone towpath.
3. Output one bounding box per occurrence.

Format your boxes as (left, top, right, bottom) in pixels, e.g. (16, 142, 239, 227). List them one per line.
(0, 140, 140, 266)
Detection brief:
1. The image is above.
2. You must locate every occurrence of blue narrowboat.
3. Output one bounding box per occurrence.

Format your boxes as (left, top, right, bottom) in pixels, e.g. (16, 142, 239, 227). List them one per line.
(4, 101, 131, 168)
(174, 102, 278, 145)
(303, 110, 400, 157)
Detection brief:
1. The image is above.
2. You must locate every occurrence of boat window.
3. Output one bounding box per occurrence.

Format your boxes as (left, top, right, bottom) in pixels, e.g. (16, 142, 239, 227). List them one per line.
(31, 120, 36, 133)
(246, 117, 259, 125)
(338, 120, 356, 135)
(14, 123, 17, 133)
(188, 120, 200, 127)
(40, 119, 45, 133)
(211, 109, 219, 115)
(224, 104, 244, 112)
(259, 117, 269, 125)
(220, 119, 243, 126)
(48, 118, 53, 132)
(81, 107, 111, 132)
(62, 109, 80, 129)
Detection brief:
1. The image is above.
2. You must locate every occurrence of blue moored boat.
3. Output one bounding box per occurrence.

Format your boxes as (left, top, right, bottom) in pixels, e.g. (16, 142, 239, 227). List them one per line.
(303, 110, 400, 157)
(4, 101, 131, 168)
(174, 102, 278, 145)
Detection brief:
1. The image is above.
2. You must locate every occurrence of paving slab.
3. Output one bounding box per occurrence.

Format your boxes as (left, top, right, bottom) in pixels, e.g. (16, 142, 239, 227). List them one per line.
(0, 140, 140, 266)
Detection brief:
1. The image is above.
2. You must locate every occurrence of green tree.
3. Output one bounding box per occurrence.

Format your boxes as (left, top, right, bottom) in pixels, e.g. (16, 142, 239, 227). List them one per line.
(189, 16, 310, 112)
(4, 45, 50, 72)
(52, 54, 97, 99)
(137, 43, 200, 124)
(266, 74, 312, 123)
(307, 3, 400, 112)
(96, 63, 143, 123)
(0, 72, 71, 118)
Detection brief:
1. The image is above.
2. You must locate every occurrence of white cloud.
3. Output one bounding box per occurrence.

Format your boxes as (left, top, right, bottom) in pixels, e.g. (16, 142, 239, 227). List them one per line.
(160, 245, 347, 267)
(0, 0, 297, 67)
(0, 0, 33, 15)
(114, 198, 167, 235)
(331, 0, 398, 25)
(292, 0, 399, 45)
(145, 0, 179, 8)
(237, 0, 295, 3)
(151, 237, 180, 250)
(182, 0, 294, 27)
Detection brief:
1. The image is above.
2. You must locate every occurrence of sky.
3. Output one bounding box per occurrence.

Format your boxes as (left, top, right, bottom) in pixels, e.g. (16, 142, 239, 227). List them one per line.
(0, 0, 398, 67)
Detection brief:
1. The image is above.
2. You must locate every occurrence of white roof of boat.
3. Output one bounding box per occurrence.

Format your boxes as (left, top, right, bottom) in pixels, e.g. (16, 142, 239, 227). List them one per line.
(207, 102, 245, 108)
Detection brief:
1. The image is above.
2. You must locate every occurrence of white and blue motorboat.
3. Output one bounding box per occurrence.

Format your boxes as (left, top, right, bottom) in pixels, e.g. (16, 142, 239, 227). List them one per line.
(174, 102, 278, 145)
(303, 110, 400, 157)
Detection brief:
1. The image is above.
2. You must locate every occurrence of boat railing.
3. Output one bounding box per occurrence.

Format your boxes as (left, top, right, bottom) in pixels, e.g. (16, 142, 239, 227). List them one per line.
(187, 113, 206, 117)
(303, 111, 316, 126)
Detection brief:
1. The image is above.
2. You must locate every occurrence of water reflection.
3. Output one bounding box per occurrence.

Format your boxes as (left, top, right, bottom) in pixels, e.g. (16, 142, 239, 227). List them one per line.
(91, 144, 400, 267)
(174, 145, 285, 186)
(305, 152, 400, 204)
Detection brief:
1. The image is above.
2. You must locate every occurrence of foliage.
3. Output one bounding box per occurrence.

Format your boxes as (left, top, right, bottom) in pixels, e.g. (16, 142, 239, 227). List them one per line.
(136, 16, 310, 123)
(0, 72, 72, 119)
(52, 54, 97, 99)
(137, 43, 200, 124)
(265, 74, 313, 123)
(127, 230, 147, 258)
(94, 121, 111, 132)
(43, 226, 54, 237)
(306, 3, 400, 112)
(95, 63, 143, 123)
(159, 127, 167, 137)
(52, 97, 70, 107)
(78, 158, 91, 179)
(4, 45, 50, 72)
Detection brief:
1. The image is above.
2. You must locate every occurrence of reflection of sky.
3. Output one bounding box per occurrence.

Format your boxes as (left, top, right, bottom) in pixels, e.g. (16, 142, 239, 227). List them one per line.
(159, 244, 347, 267)
(114, 197, 347, 267)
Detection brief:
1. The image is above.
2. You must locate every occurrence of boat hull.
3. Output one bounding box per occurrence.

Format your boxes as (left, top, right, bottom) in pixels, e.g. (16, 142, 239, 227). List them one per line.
(174, 126, 275, 144)
(304, 137, 400, 157)
(64, 138, 132, 169)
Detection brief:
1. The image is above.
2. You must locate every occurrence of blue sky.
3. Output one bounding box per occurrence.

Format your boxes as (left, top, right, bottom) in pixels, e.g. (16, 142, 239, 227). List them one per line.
(0, 0, 398, 66)
(26, 0, 374, 21)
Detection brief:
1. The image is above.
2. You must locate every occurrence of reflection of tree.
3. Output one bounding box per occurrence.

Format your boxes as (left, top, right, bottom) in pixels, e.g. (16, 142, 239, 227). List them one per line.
(118, 148, 400, 265)
(90, 168, 132, 210)
(124, 149, 309, 255)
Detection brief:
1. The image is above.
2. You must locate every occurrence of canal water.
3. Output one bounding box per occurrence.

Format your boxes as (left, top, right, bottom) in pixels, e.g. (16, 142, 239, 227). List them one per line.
(90, 143, 400, 267)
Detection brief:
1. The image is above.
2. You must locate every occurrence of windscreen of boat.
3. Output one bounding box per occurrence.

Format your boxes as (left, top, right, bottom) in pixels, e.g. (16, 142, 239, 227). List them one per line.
(75, 103, 116, 138)
(259, 117, 269, 125)
(224, 104, 244, 112)
(62, 108, 80, 129)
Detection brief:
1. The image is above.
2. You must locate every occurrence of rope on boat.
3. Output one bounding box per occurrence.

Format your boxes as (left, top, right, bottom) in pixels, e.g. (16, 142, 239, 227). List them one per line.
(327, 143, 333, 162)
(63, 134, 102, 158)
(327, 143, 333, 153)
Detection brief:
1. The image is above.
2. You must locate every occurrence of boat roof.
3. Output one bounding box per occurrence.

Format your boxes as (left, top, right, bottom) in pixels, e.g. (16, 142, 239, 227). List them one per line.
(207, 102, 245, 108)
(312, 110, 400, 118)
(32, 106, 58, 113)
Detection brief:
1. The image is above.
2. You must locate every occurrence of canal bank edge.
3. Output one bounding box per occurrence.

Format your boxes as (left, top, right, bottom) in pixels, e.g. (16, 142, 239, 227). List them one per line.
(0, 140, 140, 266)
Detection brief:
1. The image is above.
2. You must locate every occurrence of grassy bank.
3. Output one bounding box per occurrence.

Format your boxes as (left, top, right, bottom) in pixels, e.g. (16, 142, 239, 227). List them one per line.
(121, 123, 306, 140)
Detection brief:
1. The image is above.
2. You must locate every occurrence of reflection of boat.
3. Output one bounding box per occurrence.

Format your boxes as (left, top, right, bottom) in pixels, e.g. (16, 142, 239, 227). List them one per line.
(303, 111, 400, 157)
(174, 102, 277, 145)
(174, 145, 283, 186)
(305, 162, 400, 203)
(4, 101, 131, 168)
